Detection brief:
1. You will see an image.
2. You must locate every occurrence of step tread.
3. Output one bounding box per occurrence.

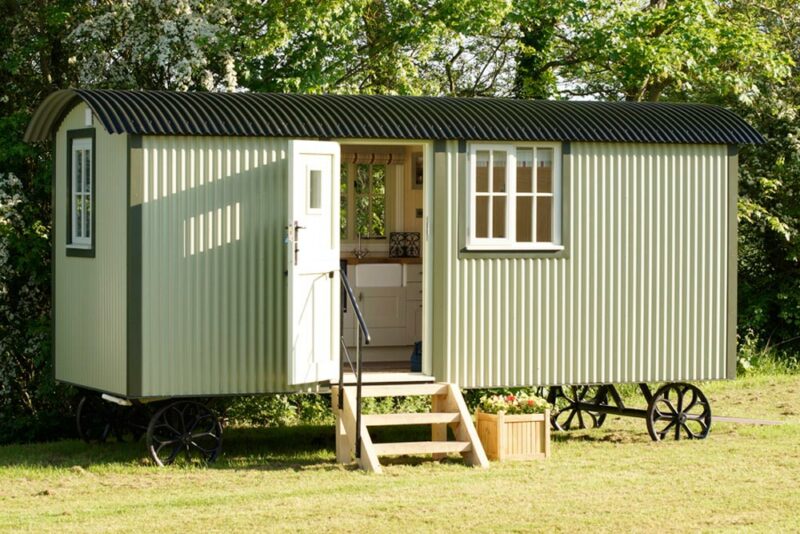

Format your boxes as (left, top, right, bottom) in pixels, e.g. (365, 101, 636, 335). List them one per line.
(362, 412, 461, 426)
(372, 440, 472, 456)
(349, 383, 449, 397)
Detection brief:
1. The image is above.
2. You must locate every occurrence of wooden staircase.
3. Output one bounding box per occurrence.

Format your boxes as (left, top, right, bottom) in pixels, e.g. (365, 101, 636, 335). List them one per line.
(331, 382, 489, 474)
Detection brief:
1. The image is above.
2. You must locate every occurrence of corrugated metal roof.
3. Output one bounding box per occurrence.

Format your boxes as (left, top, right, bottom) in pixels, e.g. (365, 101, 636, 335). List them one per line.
(25, 89, 763, 144)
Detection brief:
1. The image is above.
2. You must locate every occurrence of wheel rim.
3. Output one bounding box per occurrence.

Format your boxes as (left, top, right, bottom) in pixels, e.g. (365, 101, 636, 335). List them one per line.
(76, 395, 115, 443)
(646, 383, 711, 441)
(146, 401, 223, 466)
(551, 386, 607, 431)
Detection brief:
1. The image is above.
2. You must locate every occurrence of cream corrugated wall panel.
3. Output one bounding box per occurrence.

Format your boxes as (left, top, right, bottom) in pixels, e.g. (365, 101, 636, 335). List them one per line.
(55, 103, 128, 394)
(435, 142, 730, 388)
(139, 136, 289, 396)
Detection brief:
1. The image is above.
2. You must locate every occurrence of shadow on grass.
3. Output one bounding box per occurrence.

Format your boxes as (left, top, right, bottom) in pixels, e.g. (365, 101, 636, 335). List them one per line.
(0, 426, 337, 470)
(0, 424, 443, 472)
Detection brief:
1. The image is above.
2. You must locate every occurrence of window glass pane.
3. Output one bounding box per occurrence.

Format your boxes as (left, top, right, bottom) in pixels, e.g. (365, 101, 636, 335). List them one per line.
(537, 148, 553, 193)
(355, 164, 369, 195)
(517, 148, 533, 193)
(492, 150, 506, 193)
(355, 194, 369, 237)
(84, 194, 91, 239)
(492, 196, 506, 238)
(75, 150, 83, 193)
(340, 164, 348, 239)
(308, 169, 321, 210)
(536, 196, 553, 242)
(370, 165, 386, 237)
(354, 164, 386, 238)
(85, 149, 91, 192)
(75, 195, 83, 238)
(516, 196, 533, 242)
(475, 196, 489, 238)
(476, 151, 489, 193)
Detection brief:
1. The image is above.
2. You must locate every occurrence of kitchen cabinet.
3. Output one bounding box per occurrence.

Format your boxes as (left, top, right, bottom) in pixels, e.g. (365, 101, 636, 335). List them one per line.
(342, 262, 422, 347)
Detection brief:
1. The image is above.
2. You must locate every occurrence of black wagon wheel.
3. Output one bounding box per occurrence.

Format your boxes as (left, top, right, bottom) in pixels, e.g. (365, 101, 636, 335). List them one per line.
(550, 385, 608, 431)
(119, 403, 152, 442)
(146, 400, 223, 467)
(646, 382, 712, 441)
(76, 394, 117, 443)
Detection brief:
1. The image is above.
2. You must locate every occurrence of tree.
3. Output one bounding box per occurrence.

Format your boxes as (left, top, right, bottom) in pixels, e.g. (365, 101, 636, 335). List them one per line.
(0, 0, 87, 441)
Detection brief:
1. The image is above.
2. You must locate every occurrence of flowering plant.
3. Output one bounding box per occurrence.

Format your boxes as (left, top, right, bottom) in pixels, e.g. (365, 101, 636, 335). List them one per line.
(477, 391, 550, 415)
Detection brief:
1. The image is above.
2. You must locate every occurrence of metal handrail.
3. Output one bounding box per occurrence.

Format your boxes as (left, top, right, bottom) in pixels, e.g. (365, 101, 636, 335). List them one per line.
(338, 268, 369, 460)
(340, 269, 371, 344)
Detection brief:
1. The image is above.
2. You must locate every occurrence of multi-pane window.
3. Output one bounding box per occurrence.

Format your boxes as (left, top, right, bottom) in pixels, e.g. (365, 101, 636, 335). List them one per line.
(341, 162, 387, 240)
(70, 138, 93, 247)
(468, 143, 561, 250)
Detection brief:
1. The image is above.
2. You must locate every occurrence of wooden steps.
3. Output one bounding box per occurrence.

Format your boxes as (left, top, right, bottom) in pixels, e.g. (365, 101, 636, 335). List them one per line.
(331, 382, 489, 474)
(373, 440, 472, 456)
(356, 383, 449, 397)
(362, 412, 460, 426)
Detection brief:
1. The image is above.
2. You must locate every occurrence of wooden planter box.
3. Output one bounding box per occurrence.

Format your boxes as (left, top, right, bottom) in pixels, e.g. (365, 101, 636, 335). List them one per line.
(476, 410, 550, 461)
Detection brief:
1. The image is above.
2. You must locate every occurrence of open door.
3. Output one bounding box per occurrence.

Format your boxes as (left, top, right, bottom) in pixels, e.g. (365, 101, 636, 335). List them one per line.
(287, 140, 341, 385)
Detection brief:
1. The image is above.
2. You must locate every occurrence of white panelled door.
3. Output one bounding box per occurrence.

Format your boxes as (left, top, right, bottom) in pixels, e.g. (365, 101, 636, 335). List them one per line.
(287, 140, 341, 385)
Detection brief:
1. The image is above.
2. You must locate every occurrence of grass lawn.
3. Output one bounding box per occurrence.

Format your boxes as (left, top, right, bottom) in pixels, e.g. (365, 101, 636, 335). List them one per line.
(1, 374, 799, 533)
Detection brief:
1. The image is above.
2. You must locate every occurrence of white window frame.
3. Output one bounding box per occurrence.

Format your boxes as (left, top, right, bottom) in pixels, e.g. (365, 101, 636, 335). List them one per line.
(69, 138, 93, 248)
(466, 142, 563, 251)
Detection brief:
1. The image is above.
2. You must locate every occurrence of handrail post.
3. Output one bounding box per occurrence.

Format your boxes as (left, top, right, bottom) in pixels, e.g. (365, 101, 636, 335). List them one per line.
(338, 269, 344, 411)
(355, 314, 362, 459)
(338, 268, 369, 461)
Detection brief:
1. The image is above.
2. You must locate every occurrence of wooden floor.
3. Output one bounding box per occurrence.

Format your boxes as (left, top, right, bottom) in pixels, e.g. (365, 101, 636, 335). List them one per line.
(341, 360, 412, 373)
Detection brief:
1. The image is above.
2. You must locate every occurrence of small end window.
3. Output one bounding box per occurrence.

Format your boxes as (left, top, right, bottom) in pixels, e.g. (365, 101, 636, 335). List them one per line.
(67, 130, 95, 256)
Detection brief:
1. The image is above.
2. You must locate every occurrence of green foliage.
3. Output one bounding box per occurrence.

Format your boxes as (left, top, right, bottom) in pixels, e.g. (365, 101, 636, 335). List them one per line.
(737, 330, 800, 376)
(226, 394, 335, 428)
(0, 0, 85, 443)
(2, 0, 800, 444)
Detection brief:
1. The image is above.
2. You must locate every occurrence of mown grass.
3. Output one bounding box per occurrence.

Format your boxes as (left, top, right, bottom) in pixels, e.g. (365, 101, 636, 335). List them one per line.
(1, 375, 799, 533)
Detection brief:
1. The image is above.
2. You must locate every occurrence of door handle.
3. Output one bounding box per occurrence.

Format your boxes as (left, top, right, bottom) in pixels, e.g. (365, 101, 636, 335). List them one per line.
(293, 220, 306, 265)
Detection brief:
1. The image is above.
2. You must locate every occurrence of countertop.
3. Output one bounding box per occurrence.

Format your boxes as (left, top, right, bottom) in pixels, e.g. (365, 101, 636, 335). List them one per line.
(342, 256, 422, 265)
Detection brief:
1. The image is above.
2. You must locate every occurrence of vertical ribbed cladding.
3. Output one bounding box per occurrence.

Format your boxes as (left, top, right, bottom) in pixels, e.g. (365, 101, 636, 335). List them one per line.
(53, 103, 128, 395)
(139, 136, 289, 396)
(436, 142, 730, 388)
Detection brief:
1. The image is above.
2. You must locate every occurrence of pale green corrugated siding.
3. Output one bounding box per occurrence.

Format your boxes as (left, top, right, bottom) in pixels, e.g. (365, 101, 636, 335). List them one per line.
(138, 136, 289, 396)
(434, 142, 731, 388)
(55, 104, 128, 394)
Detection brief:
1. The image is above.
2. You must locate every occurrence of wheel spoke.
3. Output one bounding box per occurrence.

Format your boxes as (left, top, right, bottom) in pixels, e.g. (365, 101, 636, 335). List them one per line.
(680, 422, 697, 439)
(683, 388, 698, 412)
(190, 441, 218, 455)
(576, 409, 585, 429)
(563, 408, 577, 430)
(676, 386, 685, 415)
(658, 418, 677, 439)
(660, 398, 678, 416)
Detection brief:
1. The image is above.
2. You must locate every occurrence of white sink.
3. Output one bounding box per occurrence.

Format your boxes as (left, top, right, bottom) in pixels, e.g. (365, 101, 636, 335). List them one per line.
(355, 264, 403, 287)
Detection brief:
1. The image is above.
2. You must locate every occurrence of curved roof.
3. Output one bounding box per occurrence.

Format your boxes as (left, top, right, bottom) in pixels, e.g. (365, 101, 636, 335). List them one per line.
(25, 89, 762, 144)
